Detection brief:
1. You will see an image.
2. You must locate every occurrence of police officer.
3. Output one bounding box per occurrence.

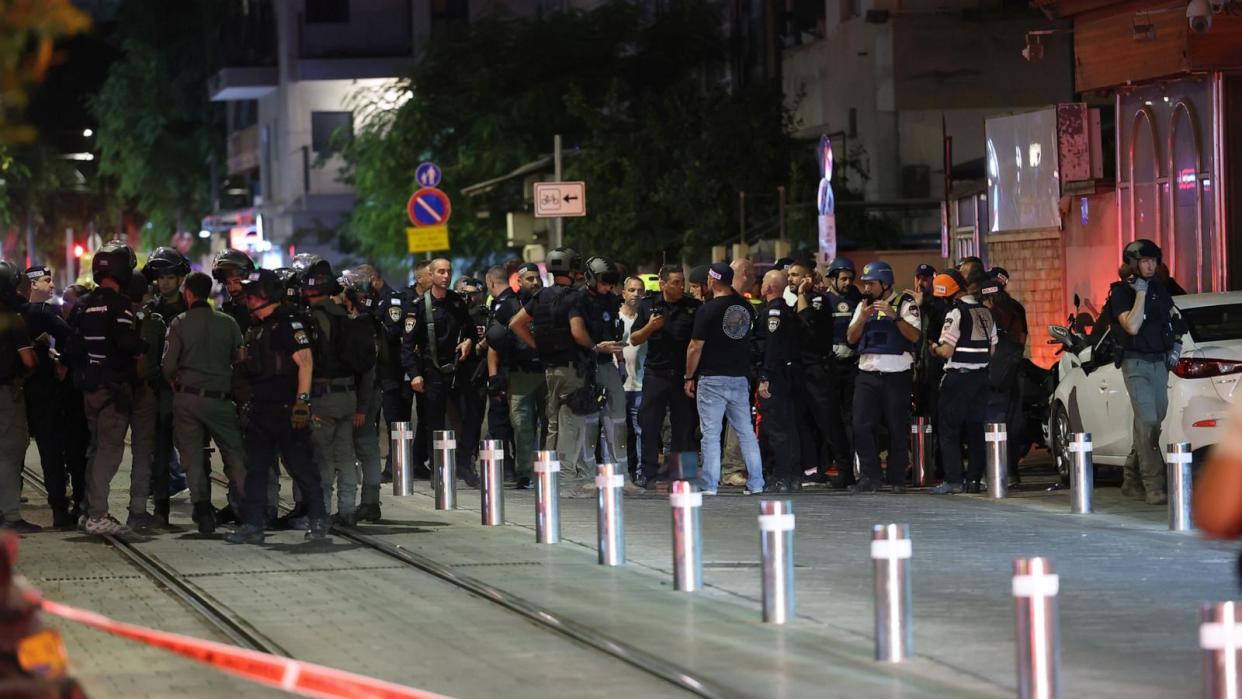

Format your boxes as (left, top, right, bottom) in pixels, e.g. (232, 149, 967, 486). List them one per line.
(455, 276, 489, 471)
(981, 268, 1028, 483)
(756, 269, 803, 492)
(510, 248, 587, 490)
(22, 265, 81, 528)
(302, 260, 365, 521)
(126, 273, 163, 532)
(141, 247, 191, 520)
(227, 269, 329, 544)
(488, 263, 545, 489)
(790, 259, 852, 486)
(823, 259, 862, 485)
(929, 268, 996, 494)
(1108, 239, 1183, 505)
(339, 268, 384, 522)
(355, 263, 410, 485)
(628, 264, 701, 488)
(567, 257, 632, 484)
(0, 261, 38, 532)
(211, 249, 255, 332)
(66, 240, 149, 535)
(402, 258, 480, 487)
(163, 271, 248, 533)
(846, 260, 921, 494)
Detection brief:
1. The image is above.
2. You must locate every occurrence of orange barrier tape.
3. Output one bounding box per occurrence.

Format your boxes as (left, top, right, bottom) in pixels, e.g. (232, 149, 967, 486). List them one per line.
(35, 596, 451, 699)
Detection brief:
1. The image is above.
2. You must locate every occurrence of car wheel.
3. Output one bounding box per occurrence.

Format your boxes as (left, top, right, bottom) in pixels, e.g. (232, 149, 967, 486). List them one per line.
(1051, 402, 1072, 484)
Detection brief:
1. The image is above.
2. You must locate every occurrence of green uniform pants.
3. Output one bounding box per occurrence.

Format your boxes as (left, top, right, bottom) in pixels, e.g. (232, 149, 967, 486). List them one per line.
(172, 392, 247, 507)
(354, 386, 382, 506)
(84, 383, 155, 518)
(312, 388, 358, 515)
(544, 365, 587, 479)
(508, 369, 546, 479)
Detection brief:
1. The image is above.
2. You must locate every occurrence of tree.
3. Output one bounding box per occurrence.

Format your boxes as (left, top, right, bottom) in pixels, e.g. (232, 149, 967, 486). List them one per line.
(342, 1, 800, 270)
(0, 0, 91, 143)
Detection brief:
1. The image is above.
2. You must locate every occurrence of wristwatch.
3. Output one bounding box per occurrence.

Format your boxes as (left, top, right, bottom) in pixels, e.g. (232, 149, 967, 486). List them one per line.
(683, 375, 695, 381)
(297, 392, 311, 402)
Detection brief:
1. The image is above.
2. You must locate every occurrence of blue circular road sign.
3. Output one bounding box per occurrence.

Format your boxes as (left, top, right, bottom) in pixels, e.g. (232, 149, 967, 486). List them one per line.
(407, 187, 452, 227)
(415, 162, 442, 188)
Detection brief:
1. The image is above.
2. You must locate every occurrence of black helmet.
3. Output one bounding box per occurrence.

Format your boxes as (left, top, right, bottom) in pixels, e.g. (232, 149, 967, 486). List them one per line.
(584, 256, 620, 287)
(273, 267, 299, 298)
(143, 246, 191, 281)
(545, 247, 580, 276)
(338, 267, 372, 305)
(92, 240, 137, 286)
(1122, 238, 1162, 267)
(290, 253, 325, 280)
(0, 260, 21, 297)
(211, 248, 254, 283)
(299, 259, 338, 296)
(240, 269, 284, 303)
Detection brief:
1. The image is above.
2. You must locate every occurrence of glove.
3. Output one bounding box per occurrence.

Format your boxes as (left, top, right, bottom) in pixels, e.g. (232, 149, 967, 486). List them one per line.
(1130, 277, 1149, 293)
(1166, 342, 1182, 370)
(291, 397, 312, 430)
(487, 376, 507, 399)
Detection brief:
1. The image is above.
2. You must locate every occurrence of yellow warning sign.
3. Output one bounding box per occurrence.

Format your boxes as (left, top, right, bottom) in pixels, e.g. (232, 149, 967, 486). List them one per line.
(406, 225, 449, 254)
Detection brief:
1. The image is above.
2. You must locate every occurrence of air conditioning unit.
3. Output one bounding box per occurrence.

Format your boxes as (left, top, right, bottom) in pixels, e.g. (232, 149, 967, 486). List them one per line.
(507, 212, 548, 246)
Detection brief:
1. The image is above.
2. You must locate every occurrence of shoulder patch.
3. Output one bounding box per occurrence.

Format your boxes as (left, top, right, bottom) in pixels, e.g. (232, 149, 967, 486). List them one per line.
(767, 315, 781, 333)
(404, 316, 416, 334)
(838, 302, 849, 312)
(388, 306, 402, 323)
(293, 329, 310, 345)
(812, 297, 823, 310)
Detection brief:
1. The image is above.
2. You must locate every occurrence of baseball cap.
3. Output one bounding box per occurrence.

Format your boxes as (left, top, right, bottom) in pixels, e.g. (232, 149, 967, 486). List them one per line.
(688, 265, 709, 286)
(915, 264, 937, 278)
(707, 262, 734, 286)
(24, 265, 51, 282)
(516, 262, 540, 275)
(932, 270, 965, 298)
(988, 266, 1010, 286)
(980, 272, 1003, 296)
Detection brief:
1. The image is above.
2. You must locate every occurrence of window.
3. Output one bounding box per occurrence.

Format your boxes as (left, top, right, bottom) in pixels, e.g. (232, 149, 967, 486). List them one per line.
(311, 111, 352, 154)
(1180, 304, 1242, 343)
(305, 0, 349, 24)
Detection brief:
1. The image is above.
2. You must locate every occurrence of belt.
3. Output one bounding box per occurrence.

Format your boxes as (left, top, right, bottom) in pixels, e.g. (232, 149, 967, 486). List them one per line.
(312, 384, 355, 395)
(944, 367, 987, 374)
(174, 385, 232, 400)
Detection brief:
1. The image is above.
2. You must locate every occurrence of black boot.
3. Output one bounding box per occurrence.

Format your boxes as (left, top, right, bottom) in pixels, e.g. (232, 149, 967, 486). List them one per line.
(51, 504, 74, 530)
(153, 499, 171, 528)
(191, 502, 217, 534)
(460, 466, 480, 488)
(354, 503, 382, 523)
(215, 504, 238, 525)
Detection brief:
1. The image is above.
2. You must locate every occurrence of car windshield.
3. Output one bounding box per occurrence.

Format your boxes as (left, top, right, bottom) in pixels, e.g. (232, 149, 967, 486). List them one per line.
(1179, 303, 1242, 343)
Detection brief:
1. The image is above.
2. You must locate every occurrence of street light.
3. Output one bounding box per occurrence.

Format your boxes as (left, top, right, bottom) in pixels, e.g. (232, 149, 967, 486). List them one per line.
(82, 128, 92, 138)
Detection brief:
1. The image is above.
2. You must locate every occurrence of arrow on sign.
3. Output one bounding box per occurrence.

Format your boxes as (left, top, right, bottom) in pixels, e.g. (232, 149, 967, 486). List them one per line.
(563, 194, 579, 203)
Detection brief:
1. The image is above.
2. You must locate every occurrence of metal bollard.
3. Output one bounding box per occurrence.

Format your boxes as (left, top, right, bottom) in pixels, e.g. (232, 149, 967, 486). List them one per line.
(1013, 557, 1061, 699)
(1167, 442, 1194, 532)
(985, 422, 1008, 498)
(911, 418, 933, 487)
(1068, 432, 1093, 514)
(432, 429, 457, 510)
(596, 462, 625, 566)
(1200, 601, 1242, 698)
(759, 499, 795, 624)
(479, 439, 505, 526)
(533, 450, 561, 544)
(670, 480, 703, 592)
(872, 523, 913, 662)
(390, 421, 414, 497)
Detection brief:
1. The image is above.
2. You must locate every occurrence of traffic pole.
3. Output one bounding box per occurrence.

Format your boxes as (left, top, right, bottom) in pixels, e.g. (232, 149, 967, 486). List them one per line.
(1013, 557, 1060, 699)
(479, 439, 505, 526)
(759, 499, 795, 624)
(985, 422, 1008, 498)
(1069, 433, 1093, 514)
(1201, 601, 1242, 698)
(670, 480, 703, 592)
(1167, 442, 1194, 532)
(911, 418, 932, 487)
(596, 462, 625, 566)
(871, 523, 912, 662)
(390, 421, 414, 497)
(432, 430, 456, 511)
(533, 450, 561, 544)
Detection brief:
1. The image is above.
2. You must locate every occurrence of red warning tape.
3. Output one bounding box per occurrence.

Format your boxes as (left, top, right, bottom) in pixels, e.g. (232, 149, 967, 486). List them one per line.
(34, 595, 450, 699)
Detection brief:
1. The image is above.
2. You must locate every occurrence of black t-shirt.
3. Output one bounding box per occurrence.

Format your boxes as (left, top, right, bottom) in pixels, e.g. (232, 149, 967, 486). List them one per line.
(635, 294, 701, 375)
(692, 293, 755, 378)
(245, 309, 312, 403)
(0, 309, 31, 384)
(1107, 279, 1176, 355)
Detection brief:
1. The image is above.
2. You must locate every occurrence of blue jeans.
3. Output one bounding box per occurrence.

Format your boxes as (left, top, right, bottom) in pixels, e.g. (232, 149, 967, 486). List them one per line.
(625, 391, 642, 473)
(695, 375, 763, 492)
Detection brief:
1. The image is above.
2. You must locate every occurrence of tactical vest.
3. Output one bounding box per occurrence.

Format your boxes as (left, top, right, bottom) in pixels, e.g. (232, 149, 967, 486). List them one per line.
(948, 299, 992, 370)
(857, 291, 915, 357)
(242, 318, 296, 382)
(310, 305, 353, 380)
(825, 289, 861, 344)
(530, 286, 576, 357)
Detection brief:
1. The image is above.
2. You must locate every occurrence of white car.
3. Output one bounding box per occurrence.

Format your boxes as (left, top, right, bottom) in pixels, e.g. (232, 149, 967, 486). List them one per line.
(1047, 291, 1242, 478)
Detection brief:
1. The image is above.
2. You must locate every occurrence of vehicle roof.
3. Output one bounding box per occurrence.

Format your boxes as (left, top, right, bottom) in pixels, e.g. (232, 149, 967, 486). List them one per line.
(1173, 291, 1242, 310)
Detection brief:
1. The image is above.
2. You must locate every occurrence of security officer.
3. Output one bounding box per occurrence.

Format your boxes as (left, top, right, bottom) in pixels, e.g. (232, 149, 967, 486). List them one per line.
(1108, 238, 1182, 505)
(790, 259, 850, 486)
(402, 257, 480, 487)
(756, 269, 803, 492)
(126, 273, 163, 532)
(302, 260, 364, 521)
(163, 271, 248, 533)
(628, 263, 701, 488)
(929, 268, 996, 494)
(488, 262, 544, 489)
(483, 266, 518, 482)
(823, 259, 862, 484)
(355, 263, 410, 485)
(66, 240, 149, 535)
(227, 269, 328, 544)
(509, 248, 586, 489)
(981, 268, 1028, 483)
(22, 264, 81, 528)
(845, 260, 921, 494)
(339, 268, 384, 522)
(456, 276, 489, 471)
(141, 247, 191, 519)
(569, 257, 635, 489)
(0, 261, 38, 532)
(211, 249, 255, 332)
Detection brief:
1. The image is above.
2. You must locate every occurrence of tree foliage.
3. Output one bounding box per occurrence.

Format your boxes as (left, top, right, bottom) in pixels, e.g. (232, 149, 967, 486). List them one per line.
(0, 0, 91, 143)
(342, 1, 801, 270)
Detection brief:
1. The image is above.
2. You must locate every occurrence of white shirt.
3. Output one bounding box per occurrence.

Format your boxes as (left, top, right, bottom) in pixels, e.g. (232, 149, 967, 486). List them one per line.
(620, 310, 646, 391)
(850, 294, 921, 373)
(939, 295, 998, 371)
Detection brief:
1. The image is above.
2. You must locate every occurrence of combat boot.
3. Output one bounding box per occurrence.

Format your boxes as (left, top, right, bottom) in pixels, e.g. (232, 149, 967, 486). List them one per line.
(305, 516, 330, 541)
(460, 466, 480, 489)
(51, 505, 74, 530)
(191, 502, 216, 534)
(152, 499, 171, 528)
(226, 524, 266, 545)
(353, 503, 382, 523)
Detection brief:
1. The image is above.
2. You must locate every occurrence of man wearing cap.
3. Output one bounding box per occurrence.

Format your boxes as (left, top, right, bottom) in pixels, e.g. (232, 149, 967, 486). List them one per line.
(489, 262, 545, 488)
(687, 265, 711, 302)
(846, 260, 921, 493)
(928, 268, 996, 493)
(981, 267, 1028, 482)
(684, 262, 763, 495)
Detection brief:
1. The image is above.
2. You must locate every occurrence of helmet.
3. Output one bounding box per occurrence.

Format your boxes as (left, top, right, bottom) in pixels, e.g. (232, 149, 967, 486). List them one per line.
(299, 259, 338, 296)
(92, 240, 137, 286)
(211, 248, 254, 283)
(858, 260, 894, 286)
(290, 252, 325, 279)
(142, 246, 191, 281)
(826, 257, 856, 277)
(932, 270, 966, 298)
(240, 269, 284, 303)
(545, 247, 580, 276)
(0, 260, 21, 297)
(273, 267, 300, 299)
(338, 267, 372, 305)
(455, 276, 485, 305)
(1122, 238, 1162, 267)
(584, 256, 620, 287)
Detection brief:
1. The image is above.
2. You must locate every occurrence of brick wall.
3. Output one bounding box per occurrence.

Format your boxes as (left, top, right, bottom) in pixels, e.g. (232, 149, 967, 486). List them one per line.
(986, 230, 1065, 369)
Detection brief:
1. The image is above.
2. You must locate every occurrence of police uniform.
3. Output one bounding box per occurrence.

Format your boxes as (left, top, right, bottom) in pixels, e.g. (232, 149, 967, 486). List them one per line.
(353, 295, 386, 520)
(23, 294, 83, 525)
(850, 290, 920, 489)
(163, 300, 248, 525)
(522, 283, 585, 480)
(568, 287, 627, 474)
(823, 285, 862, 481)
(238, 305, 327, 536)
(148, 292, 189, 508)
(756, 297, 803, 490)
(372, 283, 412, 471)
(308, 298, 361, 518)
(221, 296, 251, 335)
(935, 295, 996, 489)
(126, 298, 163, 529)
(490, 288, 546, 484)
(795, 288, 853, 483)
(633, 293, 701, 484)
(0, 300, 33, 526)
(401, 288, 481, 484)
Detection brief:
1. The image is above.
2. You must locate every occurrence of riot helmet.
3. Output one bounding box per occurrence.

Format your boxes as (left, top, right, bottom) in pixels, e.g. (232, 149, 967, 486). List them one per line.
(142, 246, 191, 281)
(211, 248, 254, 283)
(583, 256, 620, 288)
(92, 240, 137, 286)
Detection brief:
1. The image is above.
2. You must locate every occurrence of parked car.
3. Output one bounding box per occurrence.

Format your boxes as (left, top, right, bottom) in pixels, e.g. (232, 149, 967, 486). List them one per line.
(1047, 291, 1242, 480)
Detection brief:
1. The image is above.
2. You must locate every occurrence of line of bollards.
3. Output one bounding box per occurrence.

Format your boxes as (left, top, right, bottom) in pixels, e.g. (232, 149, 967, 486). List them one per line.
(390, 421, 414, 498)
(432, 429, 457, 511)
(596, 462, 625, 567)
(1068, 432, 1093, 514)
(533, 451, 561, 544)
(985, 422, 1008, 499)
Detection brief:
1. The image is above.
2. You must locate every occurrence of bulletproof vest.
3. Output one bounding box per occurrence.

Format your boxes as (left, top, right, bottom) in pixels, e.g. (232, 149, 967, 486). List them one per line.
(826, 288, 861, 344)
(857, 291, 916, 357)
(134, 306, 166, 383)
(71, 289, 133, 388)
(493, 293, 540, 370)
(949, 299, 993, 369)
(242, 317, 296, 381)
(309, 305, 352, 379)
(530, 285, 576, 357)
(154, 295, 187, 320)
(582, 290, 620, 344)
(222, 298, 250, 333)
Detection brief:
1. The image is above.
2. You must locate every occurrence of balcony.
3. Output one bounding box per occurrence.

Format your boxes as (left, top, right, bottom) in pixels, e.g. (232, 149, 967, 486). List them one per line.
(208, 67, 278, 102)
(227, 125, 260, 176)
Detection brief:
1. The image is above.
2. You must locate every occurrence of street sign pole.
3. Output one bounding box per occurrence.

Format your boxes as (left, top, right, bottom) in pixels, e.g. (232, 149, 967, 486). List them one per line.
(552, 134, 563, 249)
